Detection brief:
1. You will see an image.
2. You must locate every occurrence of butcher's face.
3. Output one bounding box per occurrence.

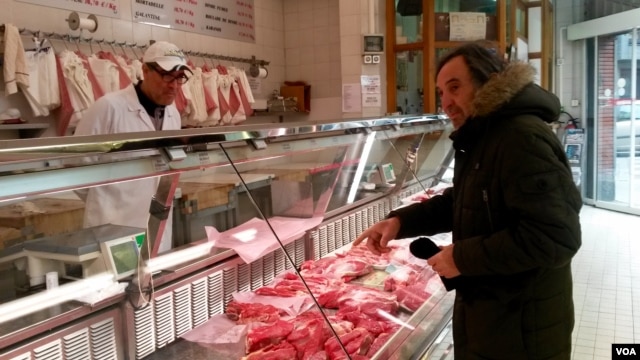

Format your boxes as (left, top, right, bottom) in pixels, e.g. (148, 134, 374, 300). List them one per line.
(436, 56, 477, 129)
(141, 63, 188, 106)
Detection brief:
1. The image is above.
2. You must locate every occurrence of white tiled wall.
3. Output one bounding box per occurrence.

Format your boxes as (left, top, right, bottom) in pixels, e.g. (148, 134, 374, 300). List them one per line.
(283, 0, 343, 121)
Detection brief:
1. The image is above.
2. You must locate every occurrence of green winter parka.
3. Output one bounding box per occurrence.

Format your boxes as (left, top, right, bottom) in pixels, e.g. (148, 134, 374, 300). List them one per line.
(390, 62, 582, 359)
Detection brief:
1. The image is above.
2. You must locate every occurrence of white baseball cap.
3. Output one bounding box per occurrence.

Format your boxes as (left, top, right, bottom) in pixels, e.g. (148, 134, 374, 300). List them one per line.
(143, 41, 191, 72)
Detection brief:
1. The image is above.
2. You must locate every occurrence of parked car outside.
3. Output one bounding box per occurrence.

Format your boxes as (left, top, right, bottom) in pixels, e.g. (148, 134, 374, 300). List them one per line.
(614, 103, 640, 157)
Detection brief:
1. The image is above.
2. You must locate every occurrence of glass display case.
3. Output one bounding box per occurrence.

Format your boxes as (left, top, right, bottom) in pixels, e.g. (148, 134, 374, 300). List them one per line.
(0, 115, 454, 360)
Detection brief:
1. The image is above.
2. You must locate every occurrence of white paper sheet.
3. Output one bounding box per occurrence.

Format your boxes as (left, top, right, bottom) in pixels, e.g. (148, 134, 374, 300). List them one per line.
(206, 216, 323, 263)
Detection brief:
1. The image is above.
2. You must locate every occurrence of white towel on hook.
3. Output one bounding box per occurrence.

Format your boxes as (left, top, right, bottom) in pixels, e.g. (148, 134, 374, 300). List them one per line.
(2, 23, 29, 94)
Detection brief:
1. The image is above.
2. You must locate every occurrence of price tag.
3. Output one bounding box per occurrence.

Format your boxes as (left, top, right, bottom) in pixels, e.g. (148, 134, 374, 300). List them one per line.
(153, 158, 169, 172)
(198, 152, 211, 164)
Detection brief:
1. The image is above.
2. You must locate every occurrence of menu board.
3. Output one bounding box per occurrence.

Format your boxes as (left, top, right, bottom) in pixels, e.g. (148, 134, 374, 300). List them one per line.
(132, 0, 255, 43)
(15, 0, 121, 18)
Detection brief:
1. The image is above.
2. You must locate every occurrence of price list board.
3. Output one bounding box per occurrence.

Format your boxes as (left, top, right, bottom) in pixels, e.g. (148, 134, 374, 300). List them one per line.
(132, 0, 255, 43)
(15, 0, 120, 18)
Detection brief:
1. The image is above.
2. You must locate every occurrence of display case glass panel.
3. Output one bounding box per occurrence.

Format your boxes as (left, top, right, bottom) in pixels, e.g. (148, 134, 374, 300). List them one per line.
(0, 117, 455, 360)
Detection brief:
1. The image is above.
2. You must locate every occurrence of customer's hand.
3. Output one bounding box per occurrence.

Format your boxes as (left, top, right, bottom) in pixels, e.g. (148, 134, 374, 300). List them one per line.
(353, 217, 401, 255)
(427, 244, 461, 278)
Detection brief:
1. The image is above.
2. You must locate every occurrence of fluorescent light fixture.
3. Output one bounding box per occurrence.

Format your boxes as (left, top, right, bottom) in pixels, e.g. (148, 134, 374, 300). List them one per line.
(146, 241, 214, 273)
(347, 131, 377, 204)
(0, 273, 114, 325)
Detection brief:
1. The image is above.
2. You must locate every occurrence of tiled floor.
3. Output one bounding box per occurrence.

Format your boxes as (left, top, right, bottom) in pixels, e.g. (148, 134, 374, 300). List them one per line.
(571, 205, 640, 360)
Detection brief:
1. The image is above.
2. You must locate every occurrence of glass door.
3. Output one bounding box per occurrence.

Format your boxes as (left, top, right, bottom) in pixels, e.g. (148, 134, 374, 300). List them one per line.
(594, 30, 640, 212)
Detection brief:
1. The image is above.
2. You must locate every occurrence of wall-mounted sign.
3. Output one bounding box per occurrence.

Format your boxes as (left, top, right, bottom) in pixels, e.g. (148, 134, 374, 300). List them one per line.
(15, 0, 120, 18)
(132, 0, 255, 43)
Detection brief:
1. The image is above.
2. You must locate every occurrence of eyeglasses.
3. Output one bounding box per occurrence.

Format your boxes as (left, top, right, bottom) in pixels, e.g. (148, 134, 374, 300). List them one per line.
(147, 63, 189, 85)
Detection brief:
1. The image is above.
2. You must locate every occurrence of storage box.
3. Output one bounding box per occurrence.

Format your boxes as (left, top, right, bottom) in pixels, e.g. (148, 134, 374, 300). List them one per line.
(280, 85, 311, 112)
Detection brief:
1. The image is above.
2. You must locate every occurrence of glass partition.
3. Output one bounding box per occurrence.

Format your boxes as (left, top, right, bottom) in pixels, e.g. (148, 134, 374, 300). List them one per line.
(396, 51, 424, 115)
(0, 117, 455, 359)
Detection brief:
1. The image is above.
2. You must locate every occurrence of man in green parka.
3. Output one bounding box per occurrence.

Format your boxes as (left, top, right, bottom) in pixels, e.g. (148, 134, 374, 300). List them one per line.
(354, 42, 582, 359)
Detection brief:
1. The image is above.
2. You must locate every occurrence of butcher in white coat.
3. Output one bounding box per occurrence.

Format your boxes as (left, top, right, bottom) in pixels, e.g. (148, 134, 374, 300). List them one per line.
(74, 41, 191, 254)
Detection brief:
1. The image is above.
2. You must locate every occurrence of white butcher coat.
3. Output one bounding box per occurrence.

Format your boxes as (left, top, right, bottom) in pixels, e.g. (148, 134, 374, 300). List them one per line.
(74, 84, 180, 254)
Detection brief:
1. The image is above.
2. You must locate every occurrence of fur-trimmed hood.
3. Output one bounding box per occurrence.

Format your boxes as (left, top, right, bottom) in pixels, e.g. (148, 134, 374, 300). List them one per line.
(471, 62, 560, 123)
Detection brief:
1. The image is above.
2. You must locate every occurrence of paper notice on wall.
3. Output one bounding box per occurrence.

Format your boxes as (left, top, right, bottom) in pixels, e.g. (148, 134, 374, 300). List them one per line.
(343, 83, 362, 113)
(362, 93, 381, 108)
(131, 0, 256, 43)
(248, 77, 261, 95)
(361, 75, 381, 94)
(16, 0, 120, 18)
(449, 12, 486, 41)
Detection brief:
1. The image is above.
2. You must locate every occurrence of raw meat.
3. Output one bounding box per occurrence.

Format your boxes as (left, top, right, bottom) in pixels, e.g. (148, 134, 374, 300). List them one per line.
(300, 257, 373, 281)
(226, 301, 282, 324)
(383, 266, 422, 292)
(336, 310, 398, 336)
(337, 286, 399, 319)
(287, 314, 330, 359)
(324, 327, 373, 360)
(306, 351, 329, 360)
(246, 320, 294, 353)
(242, 342, 297, 360)
(394, 283, 432, 312)
(366, 332, 395, 357)
(336, 243, 395, 268)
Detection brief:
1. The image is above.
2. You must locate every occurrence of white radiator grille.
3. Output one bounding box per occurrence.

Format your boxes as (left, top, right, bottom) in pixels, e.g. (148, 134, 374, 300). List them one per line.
(334, 220, 344, 249)
(383, 201, 390, 217)
(342, 217, 350, 245)
(222, 267, 238, 306)
(191, 278, 208, 327)
(294, 238, 305, 266)
(372, 202, 381, 223)
(208, 271, 224, 316)
(318, 225, 328, 258)
(62, 328, 90, 360)
(154, 293, 175, 348)
(348, 214, 356, 243)
(274, 248, 286, 275)
(237, 262, 251, 293)
(391, 196, 399, 210)
(33, 339, 61, 360)
(355, 211, 363, 237)
(250, 258, 264, 290)
(173, 285, 193, 337)
(365, 207, 373, 228)
(284, 242, 295, 269)
(90, 318, 117, 360)
(262, 252, 275, 284)
(327, 222, 336, 254)
(133, 303, 155, 359)
(310, 229, 320, 260)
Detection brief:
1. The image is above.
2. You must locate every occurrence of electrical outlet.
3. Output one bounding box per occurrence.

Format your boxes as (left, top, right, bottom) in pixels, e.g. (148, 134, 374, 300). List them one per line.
(571, 99, 580, 107)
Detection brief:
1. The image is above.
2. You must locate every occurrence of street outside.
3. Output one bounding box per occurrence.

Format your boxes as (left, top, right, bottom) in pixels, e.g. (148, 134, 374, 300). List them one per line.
(613, 156, 640, 207)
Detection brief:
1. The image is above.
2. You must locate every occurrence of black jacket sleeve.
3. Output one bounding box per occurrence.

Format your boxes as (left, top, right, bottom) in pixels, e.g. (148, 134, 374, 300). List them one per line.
(387, 186, 455, 239)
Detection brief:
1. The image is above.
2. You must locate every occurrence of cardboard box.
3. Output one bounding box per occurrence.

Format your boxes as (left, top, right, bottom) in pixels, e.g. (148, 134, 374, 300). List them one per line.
(280, 85, 311, 112)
